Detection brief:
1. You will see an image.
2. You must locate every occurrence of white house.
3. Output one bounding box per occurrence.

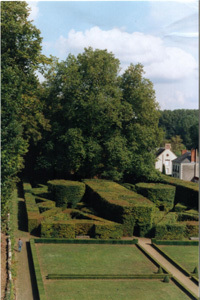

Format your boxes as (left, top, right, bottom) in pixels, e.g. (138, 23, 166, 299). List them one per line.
(155, 144, 177, 175)
(172, 149, 199, 182)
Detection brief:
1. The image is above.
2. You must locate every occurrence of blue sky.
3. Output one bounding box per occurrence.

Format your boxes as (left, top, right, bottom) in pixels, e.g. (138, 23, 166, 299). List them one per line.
(28, 1, 198, 110)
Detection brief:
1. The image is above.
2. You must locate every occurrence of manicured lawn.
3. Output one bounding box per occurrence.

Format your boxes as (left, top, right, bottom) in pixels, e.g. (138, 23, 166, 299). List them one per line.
(36, 244, 157, 275)
(44, 279, 191, 300)
(160, 245, 199, 275)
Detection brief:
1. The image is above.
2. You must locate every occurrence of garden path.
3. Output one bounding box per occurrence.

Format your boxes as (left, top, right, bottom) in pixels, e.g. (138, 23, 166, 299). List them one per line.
(14, 194, 39, 300)
(137, 237, 199, 298)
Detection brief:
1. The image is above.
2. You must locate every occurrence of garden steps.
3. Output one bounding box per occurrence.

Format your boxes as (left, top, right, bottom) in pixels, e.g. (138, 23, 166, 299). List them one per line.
(137, 237, 199, 298)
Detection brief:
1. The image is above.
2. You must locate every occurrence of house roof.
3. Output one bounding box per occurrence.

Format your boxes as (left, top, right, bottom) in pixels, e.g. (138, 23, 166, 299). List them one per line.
(156, 148, 165, 157)
(172, 152, 191, 164)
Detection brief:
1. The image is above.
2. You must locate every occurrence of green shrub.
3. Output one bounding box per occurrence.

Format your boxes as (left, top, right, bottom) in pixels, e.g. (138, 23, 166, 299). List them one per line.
(159, 175, 198, 209)
(41, 220, 76, 238)
(120, 183, 136, 192)
(174, 203, 188, 212)
(135, 183, 176, 210)
(155, 223, 186, 240)
(48, 180, 85, 208)
(41, 207, 63, 219)
(94, 221, 123, 239)
(177, 209, 199, 222)
(83, 179, 154, 237)
(184, 221, 199, 237)
(163, 275, 169, 283)
(24, 192, 42, 234)
(37, 199, 56, 213)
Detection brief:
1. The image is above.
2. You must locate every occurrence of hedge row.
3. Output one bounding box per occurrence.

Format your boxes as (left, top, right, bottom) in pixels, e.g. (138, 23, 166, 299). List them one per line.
(34, 238, 138, 244)
(23, 183, 42, 234)
(83, 179, 154, 237)
(30, 240, 46, 300)
(151, 239, 199, 246)
(135, 183, 176, 211)
(48, 180, 85, 208)
(154, 221, 199, 240)
(46, 274, 172, 280)
(160, 175, 198, 210)
(41, 218, 123, 239)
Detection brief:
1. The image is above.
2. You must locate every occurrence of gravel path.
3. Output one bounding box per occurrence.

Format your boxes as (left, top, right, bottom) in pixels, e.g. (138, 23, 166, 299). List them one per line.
(138, 238, 199, 298)
(14, 195, 39, 300)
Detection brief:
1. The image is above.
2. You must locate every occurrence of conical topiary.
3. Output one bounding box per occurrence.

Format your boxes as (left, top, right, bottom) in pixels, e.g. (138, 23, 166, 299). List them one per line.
(157, 266, 163, 274)
(163, 275, 169, 283)
(192, 267, 198, 274)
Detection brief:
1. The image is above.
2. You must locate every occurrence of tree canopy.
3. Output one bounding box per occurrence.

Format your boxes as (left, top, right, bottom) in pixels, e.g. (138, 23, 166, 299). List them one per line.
(34, 48, 163, 182)
(159, 109, 199, 150)
(1, 1, 49, 215)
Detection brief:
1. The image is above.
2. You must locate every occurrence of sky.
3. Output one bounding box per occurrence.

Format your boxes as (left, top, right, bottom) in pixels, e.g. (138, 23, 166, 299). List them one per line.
(28, 0, 199, 111)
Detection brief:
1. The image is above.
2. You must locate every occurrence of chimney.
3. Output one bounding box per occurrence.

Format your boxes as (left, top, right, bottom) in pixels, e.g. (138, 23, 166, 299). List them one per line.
(191, 149, 196, 162)
(181, 149, 187, 155)
(165, 143, 171, 150)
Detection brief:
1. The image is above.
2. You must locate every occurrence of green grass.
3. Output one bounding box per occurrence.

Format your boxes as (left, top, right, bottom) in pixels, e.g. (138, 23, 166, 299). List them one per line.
(160, 245, 199, 275)
(44, 280, 191, 300)
(36, 244, 157, 275)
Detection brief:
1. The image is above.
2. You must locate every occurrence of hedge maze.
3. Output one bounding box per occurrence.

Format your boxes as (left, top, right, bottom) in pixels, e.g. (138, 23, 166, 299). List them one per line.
(23, 177, 198, 240)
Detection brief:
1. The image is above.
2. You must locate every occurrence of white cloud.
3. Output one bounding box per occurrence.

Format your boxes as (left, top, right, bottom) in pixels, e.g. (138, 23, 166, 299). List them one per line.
(27, 1, 39, 21)
(55, 26, 197, 83)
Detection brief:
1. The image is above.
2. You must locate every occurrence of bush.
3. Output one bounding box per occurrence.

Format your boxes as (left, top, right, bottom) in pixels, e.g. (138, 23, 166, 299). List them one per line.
(174, 203, 188, 212)
(24, 192, 42, 234)
(41, 220, 76, 238)
(177, 211, 199, 222)
(159, 175, 198, 209)
(83, 179, 154, 237)
(185, 221, 199, 237)
(94, 221, 123, 239)
(48, 180, 85, 208)
(37, 199, 56, 213)
(155, 223, 186, 240)
(135, 183, 176, 210)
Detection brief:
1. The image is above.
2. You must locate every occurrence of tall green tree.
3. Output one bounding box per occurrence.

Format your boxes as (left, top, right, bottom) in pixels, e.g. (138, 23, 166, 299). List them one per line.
(1, 1, 49, 216)
(121, 64, 163, 181)
(35, 48, 162, 182)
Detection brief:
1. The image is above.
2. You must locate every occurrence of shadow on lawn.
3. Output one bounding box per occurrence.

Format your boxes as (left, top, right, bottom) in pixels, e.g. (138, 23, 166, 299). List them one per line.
(26, 242, 40, 300)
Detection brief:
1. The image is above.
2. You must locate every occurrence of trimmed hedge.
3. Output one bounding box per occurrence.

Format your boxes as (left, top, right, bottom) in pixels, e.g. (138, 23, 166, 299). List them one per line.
(135, 183, 176, 210)
(46, 273, 171, 280)
(174, 203, 188, 212)
(159, 175, 198, 209)
(94, 221, 123, 239)
(154, 223, 186, 240)
(37, 199, 56, 213)
(151, 239, 199, 246)
(83, 179, 154, 237)
(30, 240, 46, 300)
(48, 180, 85, 208)
(41, 220, 76, 238)
(24, 191, 42, 234)
(41, 216, 123, 239)
(177, 211, 199, 222)
(34, 238, 138, 244)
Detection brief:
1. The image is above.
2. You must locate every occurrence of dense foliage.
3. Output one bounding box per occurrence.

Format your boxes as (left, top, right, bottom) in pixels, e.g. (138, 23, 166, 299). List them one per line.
(159, 110, 199, 150)
(34, 48, 162, 182)
(1, 1, 49, 216)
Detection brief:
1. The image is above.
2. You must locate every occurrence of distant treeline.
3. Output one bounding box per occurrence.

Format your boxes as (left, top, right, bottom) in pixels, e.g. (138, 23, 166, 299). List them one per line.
(159, 109, 199, 150)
